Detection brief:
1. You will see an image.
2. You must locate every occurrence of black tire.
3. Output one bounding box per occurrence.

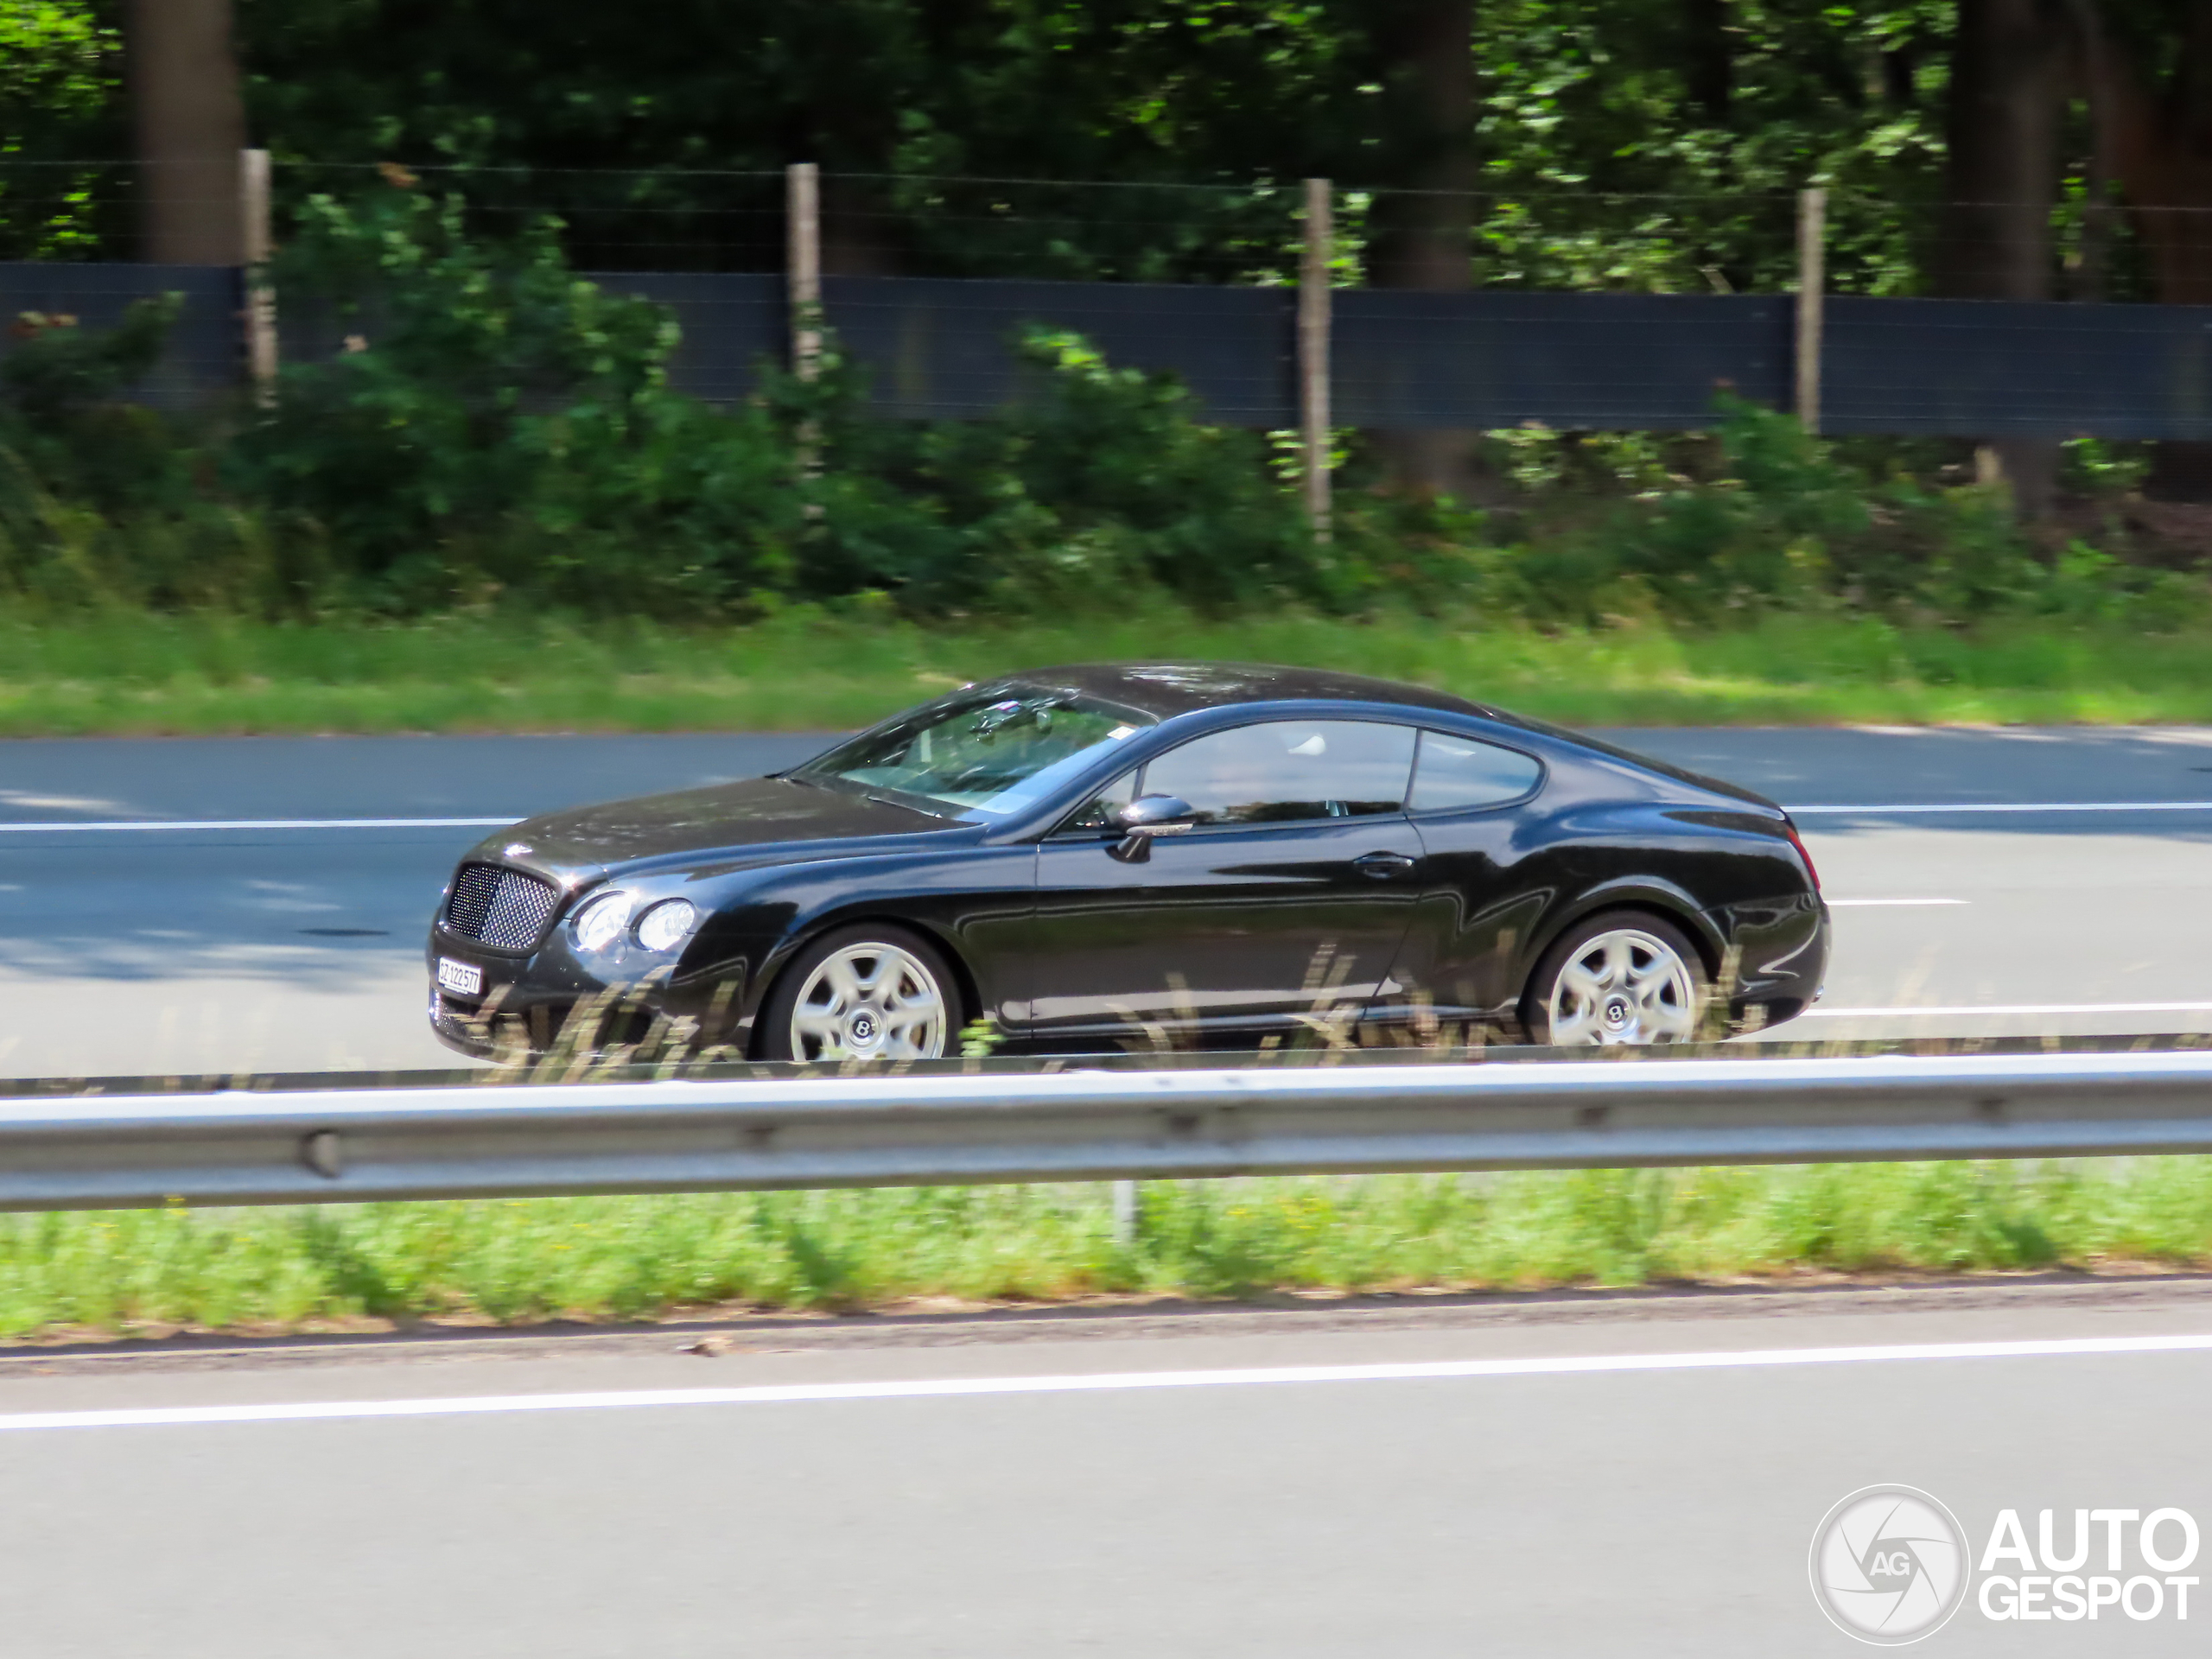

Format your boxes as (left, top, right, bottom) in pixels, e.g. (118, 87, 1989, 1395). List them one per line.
(754, 923, 964, 1063)
(1521, 910, 1708, 1046)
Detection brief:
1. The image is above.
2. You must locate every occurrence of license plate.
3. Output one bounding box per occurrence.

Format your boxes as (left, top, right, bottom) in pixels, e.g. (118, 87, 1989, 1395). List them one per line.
(436, 957, 484, 997)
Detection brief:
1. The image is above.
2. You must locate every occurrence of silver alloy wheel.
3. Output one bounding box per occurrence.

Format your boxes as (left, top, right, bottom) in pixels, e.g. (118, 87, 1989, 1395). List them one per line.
(789, 941, 950, 1062)
(1546, 926, 1698, 1046)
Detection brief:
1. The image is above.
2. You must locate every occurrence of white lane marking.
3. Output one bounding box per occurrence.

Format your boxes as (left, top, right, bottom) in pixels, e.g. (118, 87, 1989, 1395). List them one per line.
(1790, 801, 2212, 814)
(0, 817, 520, 833)
(1805, 1001, 2212, 1019)
(1823, 899, 1968, 907)
(3, 1332, 2209, 1433)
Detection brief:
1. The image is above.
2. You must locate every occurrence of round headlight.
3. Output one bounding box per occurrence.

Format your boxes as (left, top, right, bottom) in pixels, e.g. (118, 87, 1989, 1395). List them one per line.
(635, 899, 697, 953)
(572, 892, 631, 953)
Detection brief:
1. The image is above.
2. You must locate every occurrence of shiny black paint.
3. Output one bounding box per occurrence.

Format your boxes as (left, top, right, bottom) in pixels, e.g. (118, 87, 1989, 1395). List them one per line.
(1029, 814, 1428, 1045)
(426, 664, 1829, 1057)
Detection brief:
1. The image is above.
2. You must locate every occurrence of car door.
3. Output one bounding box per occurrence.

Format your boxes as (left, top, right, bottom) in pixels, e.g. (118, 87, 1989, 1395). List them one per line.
(1027, 718, 1424, 1047)
(1387, 728, 1549, 1032)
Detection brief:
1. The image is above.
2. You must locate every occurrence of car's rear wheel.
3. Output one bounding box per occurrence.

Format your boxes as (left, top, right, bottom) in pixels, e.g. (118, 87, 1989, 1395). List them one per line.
(1522, 912, 1707, 1046)
(757, 925, 959, 1063)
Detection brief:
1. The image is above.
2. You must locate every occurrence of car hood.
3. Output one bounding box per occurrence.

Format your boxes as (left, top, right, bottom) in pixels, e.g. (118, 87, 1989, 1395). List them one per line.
(486, 776, 969, 873)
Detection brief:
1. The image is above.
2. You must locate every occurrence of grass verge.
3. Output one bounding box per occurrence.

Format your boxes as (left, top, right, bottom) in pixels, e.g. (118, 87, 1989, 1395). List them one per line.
(8, 607, 2212, 736)
(10, 1160, 2212, 1341)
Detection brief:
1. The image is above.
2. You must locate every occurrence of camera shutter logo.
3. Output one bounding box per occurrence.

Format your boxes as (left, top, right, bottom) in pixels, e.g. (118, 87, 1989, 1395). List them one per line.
(1809, 1485, 1969, 1644)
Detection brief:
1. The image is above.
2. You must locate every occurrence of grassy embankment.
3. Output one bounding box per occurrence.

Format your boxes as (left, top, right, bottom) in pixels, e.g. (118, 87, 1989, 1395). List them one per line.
(8, 1160, 2212, 1340)
(6, 607, 2212, 736)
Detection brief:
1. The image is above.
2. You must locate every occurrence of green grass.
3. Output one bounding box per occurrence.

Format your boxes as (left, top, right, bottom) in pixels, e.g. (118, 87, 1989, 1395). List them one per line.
(9, 1160, 2212, 1341)
(8, 606, 2212, 735)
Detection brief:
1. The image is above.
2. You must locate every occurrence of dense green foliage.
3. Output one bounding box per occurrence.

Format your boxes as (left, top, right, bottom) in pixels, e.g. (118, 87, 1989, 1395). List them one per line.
(0, 0, 118, 257)
(3, 2, 1961, 289)
(224, 0, 1961, 291)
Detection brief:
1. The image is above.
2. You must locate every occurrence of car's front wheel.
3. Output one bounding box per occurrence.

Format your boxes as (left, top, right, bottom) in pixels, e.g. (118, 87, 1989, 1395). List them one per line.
(1522, 912, 1707, 1046)
(756, 925, 960, 1063)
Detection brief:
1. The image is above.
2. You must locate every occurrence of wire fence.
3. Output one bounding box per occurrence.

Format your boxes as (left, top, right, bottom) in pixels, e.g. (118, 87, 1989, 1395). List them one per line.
(243, 167, 1968, 296)
(6, 158, 2205, 303)
(10, 159, 2212, 434)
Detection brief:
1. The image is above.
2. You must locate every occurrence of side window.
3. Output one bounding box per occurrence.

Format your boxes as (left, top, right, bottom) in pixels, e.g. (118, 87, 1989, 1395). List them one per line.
(1409, 731, 1542, 811)
(1062, 768, 1140, 831)
(1140, 721, 1415, 825)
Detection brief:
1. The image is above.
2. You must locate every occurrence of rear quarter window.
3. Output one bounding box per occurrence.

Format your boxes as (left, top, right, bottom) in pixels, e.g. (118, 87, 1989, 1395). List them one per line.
(1409, 731, 1542, 811)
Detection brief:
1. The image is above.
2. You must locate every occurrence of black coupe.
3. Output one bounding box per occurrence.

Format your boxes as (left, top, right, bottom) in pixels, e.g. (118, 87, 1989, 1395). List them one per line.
(427, 663, 1827, 1060)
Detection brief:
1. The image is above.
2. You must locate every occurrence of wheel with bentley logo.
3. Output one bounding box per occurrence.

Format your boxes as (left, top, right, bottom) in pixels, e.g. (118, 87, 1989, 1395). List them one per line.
(1522, 911, 1708, 1046)
(757, 924, 961, 1063)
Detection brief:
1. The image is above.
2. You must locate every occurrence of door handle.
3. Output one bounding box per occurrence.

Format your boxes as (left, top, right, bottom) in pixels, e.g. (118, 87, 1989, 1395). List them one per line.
(1353, 850, 1417, 879)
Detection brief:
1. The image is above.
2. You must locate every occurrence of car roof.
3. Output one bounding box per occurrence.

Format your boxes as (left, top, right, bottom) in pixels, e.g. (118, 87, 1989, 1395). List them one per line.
(982, 661, 1777, 811)
(990, 662, 1501, 721)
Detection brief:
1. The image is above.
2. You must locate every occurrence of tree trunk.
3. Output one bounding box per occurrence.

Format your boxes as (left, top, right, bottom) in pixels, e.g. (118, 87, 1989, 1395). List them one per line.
(2080, 3, 2212, 496)
(1363, 0, 1483, 500)
(127, 0, 248, 264)
(1941, 0, 2064, 517)
(2096, 4, 2212, 302)
(1683, 0, 1732, 124)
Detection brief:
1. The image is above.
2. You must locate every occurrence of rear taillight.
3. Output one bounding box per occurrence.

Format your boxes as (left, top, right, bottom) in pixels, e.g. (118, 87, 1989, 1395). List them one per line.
(1783, 822, 1821, 892)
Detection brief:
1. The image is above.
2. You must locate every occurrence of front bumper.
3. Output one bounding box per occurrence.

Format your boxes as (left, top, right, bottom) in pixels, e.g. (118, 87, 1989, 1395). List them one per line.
(426, 927, 756, 1061)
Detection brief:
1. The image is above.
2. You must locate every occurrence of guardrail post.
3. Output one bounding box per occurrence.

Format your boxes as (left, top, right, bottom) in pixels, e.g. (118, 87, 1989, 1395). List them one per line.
(1300, 177, 1334, 542)
(240, 147, 276, 404)
(1795, 186, 1826, 434)
(1112, 1179, 1140, 1247)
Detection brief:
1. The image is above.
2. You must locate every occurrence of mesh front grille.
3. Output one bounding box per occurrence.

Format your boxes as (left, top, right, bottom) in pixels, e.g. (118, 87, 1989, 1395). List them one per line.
(443, 863, 561, 952)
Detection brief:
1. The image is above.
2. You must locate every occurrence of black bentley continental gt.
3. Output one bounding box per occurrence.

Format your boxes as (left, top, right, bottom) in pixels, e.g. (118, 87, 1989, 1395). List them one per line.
(428, 664, 1828, 1060)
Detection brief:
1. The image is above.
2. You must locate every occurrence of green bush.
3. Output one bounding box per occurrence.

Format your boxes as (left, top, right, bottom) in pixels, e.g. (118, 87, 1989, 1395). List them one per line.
(1494, 401, 2209, 631)
(226, 190, 807, 613)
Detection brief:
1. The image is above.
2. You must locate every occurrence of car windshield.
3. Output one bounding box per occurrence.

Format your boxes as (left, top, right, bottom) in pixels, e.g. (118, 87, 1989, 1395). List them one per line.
(795, 688, 1156, 819)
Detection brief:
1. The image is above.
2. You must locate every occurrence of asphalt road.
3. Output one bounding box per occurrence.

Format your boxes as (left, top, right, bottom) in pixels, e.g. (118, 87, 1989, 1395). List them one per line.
(1, 1285, 2208, 1656)
(3, 725, 2210, 1075)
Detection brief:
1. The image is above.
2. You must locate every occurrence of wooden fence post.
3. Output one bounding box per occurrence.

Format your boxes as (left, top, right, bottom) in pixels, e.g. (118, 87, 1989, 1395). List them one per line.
(239, 147, 276, 402)
(1796, 186, 1826, 434)
(787, 162, 821, 382)
(1300, 177, 1334, 540)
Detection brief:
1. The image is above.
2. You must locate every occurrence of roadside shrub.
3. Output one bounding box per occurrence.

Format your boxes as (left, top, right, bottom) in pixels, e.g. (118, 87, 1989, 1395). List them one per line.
(226, 190, 808, 613)
(1499, 399, 2208, 630)
(833, 330, 1344, 611)
(1512, 401, 2027, 624)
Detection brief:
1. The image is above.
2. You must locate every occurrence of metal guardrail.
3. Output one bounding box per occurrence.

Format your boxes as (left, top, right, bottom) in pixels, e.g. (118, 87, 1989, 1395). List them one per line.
(6, 1049, 2212, 1211)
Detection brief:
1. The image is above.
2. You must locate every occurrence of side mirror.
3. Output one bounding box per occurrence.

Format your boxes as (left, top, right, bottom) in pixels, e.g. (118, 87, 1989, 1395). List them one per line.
(1109, 794, 1198, 861)
(1115, 795, 1198, 834)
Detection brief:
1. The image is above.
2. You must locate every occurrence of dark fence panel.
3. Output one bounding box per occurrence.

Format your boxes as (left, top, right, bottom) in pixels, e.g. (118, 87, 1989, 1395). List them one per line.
(34, 260, 2212, 441)
(1824, 296, 2212, 440)
(1333, 290, 1792, 431)
(0, 263, 239, 410)
(823, 275, 1296, 424)
(586, 270, 785, 405)
(275, 271, 789, 405)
